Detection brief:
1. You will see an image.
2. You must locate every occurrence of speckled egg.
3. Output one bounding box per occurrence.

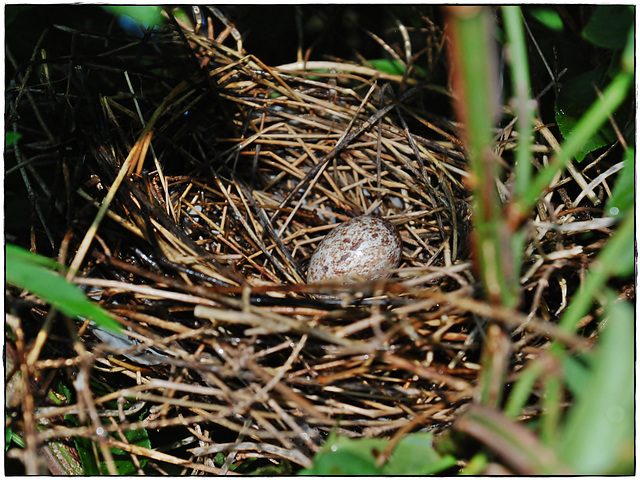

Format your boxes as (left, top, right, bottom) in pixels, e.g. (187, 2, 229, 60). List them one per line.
(307, 216, 403, 283)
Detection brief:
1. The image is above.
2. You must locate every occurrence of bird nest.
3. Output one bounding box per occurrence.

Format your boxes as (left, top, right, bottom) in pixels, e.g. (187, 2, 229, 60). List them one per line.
(5, 8, 622, 475)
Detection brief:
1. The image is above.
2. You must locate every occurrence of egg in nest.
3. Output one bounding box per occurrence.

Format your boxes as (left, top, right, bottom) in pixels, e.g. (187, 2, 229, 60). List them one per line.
(307, 216, 403, 283)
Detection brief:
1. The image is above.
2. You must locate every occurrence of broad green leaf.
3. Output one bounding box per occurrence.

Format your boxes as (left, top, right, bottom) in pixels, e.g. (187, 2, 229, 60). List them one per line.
(301, 448, 380, 475)
(300, 450, 380, 476)
(74, 413, 150, 475)
(300, 432, 455, 475)
(103, 6, 165, 27)
(604, 149, 634, 218)
(74, 436, 99, 475)
(103, 427, 150, 475)
(529, 7, 564, 32)
(382, 432, 456, 475)
(171, 8, 192, 26)
(555, 69, 616, 162)
(109, 427, 151, 457)
(461, 453, 489, 475)
(6, 245, 121, 332)
(559, 296, 634, 474)
(6, 244, 67, 271)
(524, 58, 633, 206)
(299, 436, 385, 475)
(582, 6, 634, 50)
(233, 456, 258, 473)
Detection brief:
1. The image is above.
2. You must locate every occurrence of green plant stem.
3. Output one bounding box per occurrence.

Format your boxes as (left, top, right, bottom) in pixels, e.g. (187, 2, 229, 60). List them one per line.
(446, 7, 518, 307)
(501, 6, 534, 198)
(501, 5, 535, 314)
(540, 374, 562, 445)
(503, 358, 546, 419)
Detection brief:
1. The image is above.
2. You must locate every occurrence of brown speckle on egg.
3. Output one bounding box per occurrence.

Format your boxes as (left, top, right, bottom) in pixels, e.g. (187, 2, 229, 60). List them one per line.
(307, 216, 403, 283)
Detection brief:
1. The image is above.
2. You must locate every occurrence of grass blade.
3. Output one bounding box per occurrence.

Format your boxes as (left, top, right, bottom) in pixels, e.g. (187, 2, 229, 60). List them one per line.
(6, 245, 121, 332)
(558, 294, 634, 474)
(501, 6, 535, 198)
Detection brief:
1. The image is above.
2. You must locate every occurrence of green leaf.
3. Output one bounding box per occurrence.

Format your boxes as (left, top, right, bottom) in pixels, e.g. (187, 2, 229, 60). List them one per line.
(48, 378, 73, 406)
(6, 423, 13, 451)
(73, 414, 150, 475)
(559, 296, 634, 474)
(561, 353, 593, 398)
(299, 435, 385, 475)
(583, 6, 634, 50)
(7, 244, 67, 271)
(524, 54, 633, 207)
(171, 8, 192, 26)
(300, 432, 455, 475)
(368, 59, 427, 77)
(604, 148, 634, 218)
(109, 427, 151, 457)
(6, 245, 121, 332)
(103, 6, 165, 27)
(555, 69, 616, 162)
(74, 436, 100, 475)
(103, 428, 150, 475)
(528, 7, 564, 32)
(6, 132, 21, 148)
(249, 460, 292, 475)
(8, 429, 25, 449)
(382, 432, 456, 475)
(461, 453, 489, 475)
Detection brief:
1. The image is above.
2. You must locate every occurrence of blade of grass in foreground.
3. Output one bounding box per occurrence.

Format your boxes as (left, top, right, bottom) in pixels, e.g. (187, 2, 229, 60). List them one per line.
(445, 6, 519, 307)
(558, 293, 634, 474)
(501, 6, 535, 199)
(6, 244, 121, 332)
